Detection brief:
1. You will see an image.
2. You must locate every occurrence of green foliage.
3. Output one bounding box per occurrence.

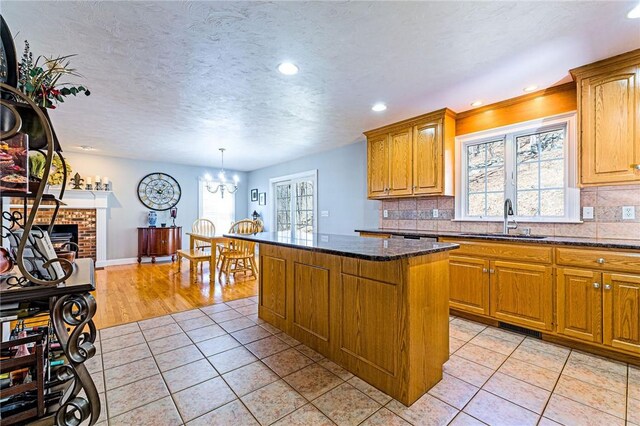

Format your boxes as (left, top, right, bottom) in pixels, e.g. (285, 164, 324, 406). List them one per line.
(17, 40, 90, 109)
(28, 152, 46, 178)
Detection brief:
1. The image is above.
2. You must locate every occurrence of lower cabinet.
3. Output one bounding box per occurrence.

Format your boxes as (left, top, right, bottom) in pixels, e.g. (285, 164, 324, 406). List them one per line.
(449, 256, 490, 315)
(491, 261, 553, 331)
(557, 268, 640, 355)
(449, 255, 553, 331)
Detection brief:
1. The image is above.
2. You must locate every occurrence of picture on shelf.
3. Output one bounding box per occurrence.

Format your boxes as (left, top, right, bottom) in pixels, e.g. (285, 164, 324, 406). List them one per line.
(259, 192, 266, 205)
(250, 188, 258, 202)
(0, 133, 29, 193)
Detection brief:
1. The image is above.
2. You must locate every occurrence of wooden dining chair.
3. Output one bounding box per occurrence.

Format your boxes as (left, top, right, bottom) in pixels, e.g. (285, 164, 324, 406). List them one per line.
(253, 219, 264, 232)
(191, 219, 216, 248)
(219, 219, 259, 278)
(176, 218, 216, 276)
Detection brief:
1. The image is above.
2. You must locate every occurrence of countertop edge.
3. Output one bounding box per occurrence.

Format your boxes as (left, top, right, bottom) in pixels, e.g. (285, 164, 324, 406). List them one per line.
(355, 229, 640, 250)
(223, 233, 459, 261)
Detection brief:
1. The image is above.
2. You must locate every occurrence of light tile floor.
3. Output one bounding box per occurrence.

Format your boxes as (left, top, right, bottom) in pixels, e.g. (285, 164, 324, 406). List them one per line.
(88, 296, 639, 425)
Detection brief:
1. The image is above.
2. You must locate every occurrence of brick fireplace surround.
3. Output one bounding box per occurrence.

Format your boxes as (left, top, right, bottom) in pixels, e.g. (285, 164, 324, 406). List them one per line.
(9, 190, 110, 267)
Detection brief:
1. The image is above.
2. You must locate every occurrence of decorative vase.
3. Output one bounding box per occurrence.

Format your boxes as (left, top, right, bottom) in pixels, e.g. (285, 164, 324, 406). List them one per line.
(148, 211, 157, 227)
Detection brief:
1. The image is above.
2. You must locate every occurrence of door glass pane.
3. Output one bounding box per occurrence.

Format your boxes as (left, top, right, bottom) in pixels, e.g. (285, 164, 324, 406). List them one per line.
(276, 182, 291, 237)
(295, 180, 314, 237)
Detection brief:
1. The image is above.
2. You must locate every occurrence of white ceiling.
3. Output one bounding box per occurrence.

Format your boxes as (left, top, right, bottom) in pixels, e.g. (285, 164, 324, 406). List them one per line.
(2, 1, 639, 171)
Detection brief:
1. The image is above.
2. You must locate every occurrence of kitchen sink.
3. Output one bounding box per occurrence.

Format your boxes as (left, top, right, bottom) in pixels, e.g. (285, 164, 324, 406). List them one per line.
(459, 233, 548, 239)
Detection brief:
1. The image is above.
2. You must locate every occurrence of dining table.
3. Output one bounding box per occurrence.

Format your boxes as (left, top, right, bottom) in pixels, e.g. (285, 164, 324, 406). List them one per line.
(186, 232, 230, 273)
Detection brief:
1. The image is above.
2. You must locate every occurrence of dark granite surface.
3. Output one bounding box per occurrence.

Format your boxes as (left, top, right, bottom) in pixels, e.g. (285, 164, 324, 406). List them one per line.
(356, 228, 640, 250)
(223, 232, 459, 261)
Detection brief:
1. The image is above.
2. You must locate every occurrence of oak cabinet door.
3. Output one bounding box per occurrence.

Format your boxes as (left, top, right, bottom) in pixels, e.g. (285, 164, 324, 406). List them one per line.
(388, 128, 413, 196)
(490, 261, 553, 331)
(413, 120, 442, 195)
(580, 64, 640, 185)
(556, 268, 602, 343)
(367, 135, 389, 198)
(448, 255, 490, 315)
(603, 272, 640, 354)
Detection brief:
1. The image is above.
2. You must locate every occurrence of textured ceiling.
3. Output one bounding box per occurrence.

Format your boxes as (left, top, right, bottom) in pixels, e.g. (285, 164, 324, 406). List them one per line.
(2, 1, 639, 171)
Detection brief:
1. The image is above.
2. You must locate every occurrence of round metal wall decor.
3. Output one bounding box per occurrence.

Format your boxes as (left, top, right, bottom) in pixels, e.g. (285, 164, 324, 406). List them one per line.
(137, 172, 181, 211)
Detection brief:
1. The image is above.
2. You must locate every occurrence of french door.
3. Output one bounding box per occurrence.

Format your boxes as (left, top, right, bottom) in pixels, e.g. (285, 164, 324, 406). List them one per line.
(273, 172, 316, 238)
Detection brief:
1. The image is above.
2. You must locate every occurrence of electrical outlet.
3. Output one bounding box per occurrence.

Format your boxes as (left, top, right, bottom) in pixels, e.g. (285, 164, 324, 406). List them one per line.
(622, 206, 636, 220)
(321, 210, 329, 217)
(582, 206, 594, 220)
(432, 209, 439, 218)
(383, 240, 388, 248)
(383, 209, 389, 218)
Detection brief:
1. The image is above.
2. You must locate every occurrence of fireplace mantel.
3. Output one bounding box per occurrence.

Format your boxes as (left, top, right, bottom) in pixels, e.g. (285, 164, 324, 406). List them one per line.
(9, 189, 111, 268)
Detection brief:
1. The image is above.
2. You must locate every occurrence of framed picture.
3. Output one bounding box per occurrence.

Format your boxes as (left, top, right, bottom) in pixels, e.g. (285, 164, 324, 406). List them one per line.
(259, 192, 266, 206)
(250, 188, 258, 202)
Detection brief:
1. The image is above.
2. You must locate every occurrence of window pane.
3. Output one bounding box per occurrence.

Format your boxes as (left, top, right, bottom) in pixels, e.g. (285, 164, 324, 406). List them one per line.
(468, 193, 486, 216)
(485, 167, 504, 192)
(539, 129, 564, 161)
(517, 135, 540, 163)
(468, 169, 486, 193)
(540, 190, 564, 216)
(486, 192, 504, 217)
(540, 160, 564, 188)
(517, 162, 538, 190)
(200, 181, 236, 230)
(517, 191, 539, 216)
(466, 139, 505, 217)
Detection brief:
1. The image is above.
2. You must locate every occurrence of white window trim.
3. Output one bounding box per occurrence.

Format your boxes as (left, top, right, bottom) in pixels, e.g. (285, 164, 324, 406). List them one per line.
(269, 170, 318, 233)
(197, 177, 236, 223)
(454, 112, 581, 223)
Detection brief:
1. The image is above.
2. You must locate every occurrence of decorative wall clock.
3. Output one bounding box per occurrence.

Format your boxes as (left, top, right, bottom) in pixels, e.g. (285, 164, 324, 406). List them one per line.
(137, 172, 181, 211)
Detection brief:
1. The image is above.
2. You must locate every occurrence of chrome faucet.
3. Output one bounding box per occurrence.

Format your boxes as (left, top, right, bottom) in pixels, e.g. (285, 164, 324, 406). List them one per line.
(503, 198, 518, 234)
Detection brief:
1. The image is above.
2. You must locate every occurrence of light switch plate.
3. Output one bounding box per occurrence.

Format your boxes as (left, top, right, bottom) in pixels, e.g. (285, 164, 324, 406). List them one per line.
(320, 235, 329, 242)
(622, 206, 636, 220)
(582, 206, 594, 220)
(432, 209, 439, 218)
(383, 210, 389, 218)
(321, 210, 329, 217)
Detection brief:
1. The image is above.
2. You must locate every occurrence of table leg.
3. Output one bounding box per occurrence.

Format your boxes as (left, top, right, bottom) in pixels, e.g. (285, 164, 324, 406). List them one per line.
(210, 246, 216, 282)
(190, 237, 195, 251)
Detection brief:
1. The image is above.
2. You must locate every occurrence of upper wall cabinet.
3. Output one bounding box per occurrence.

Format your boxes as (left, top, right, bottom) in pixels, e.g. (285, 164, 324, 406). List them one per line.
(571, 49, 640, 186)
(364, 108, 456, 199)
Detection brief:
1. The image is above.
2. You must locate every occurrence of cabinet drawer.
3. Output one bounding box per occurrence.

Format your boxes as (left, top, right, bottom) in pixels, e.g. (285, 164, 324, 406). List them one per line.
(556, 248, 640, 273)
(440, 239, 552, 264)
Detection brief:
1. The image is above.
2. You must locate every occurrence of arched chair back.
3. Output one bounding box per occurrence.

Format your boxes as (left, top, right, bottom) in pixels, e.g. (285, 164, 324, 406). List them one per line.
(192, 219, 216, 248)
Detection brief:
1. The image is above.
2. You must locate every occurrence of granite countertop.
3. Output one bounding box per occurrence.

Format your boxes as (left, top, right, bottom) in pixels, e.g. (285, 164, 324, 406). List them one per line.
(223, 232, 459, 261)
(356, 228, 640, 250)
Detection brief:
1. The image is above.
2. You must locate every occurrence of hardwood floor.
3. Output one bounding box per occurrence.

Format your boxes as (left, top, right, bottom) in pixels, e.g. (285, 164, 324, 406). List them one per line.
(92, 260, 258, 329)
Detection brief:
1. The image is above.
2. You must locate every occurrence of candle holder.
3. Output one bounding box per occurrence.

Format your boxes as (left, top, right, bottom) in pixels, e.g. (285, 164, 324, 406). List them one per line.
(104, 182, 110, 191)
(85, 183, 93, 190)
(95, 181, 103, 191)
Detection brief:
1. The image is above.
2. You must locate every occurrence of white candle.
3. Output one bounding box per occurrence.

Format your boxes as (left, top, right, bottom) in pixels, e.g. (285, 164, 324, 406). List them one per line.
(103, 176, 109, 185)
(85, 177, 92, 185)
(95, 175, 101, 183)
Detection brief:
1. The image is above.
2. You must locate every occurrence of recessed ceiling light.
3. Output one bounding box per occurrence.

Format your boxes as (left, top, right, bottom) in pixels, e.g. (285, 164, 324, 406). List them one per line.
(371, 103, 387, 112)
(523, 85, 539, 92)
(277, 62, 299, 75)
(628, 2, 640, 18)
(470, 100, 483, 107)
(78, 145, 95, 151)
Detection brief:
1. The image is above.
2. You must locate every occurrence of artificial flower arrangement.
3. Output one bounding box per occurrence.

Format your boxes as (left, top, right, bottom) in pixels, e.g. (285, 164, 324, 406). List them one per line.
(17, 40, 90, 109)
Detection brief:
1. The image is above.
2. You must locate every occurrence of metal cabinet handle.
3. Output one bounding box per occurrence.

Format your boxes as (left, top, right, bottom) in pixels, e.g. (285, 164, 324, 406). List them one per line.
(482, 268, 488, 273)
(593, 282, 600, 289)
(489, 268, 495, 274)
(596, 258, 606, 264)
(604, 284, 612, 290)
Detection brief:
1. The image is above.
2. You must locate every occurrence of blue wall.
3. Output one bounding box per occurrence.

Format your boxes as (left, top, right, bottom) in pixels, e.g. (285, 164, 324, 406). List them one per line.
(245, 141, 379, 235)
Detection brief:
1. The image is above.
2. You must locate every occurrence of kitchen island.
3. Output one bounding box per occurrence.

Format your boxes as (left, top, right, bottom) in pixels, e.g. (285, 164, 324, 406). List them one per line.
(224, 232, 459, 405)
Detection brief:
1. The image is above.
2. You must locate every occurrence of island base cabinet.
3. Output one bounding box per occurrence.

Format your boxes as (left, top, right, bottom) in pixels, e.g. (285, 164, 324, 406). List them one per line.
(257, 243, 451, 406)
(603, 273, 640, 355)
(490, 261, 553, 331)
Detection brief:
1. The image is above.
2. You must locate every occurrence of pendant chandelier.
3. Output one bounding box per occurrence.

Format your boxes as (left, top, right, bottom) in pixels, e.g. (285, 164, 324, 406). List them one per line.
(205, 148, 239, 198)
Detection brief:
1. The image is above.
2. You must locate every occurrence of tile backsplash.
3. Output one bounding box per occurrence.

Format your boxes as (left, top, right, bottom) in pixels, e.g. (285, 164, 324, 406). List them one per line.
(379, 185, 640, 240)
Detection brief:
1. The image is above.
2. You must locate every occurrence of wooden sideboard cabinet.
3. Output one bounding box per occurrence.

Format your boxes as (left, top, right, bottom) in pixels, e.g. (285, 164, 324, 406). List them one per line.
(570, 49, 640, 186)
(364, 108, 456, 199)
(137, 226, 182, 263)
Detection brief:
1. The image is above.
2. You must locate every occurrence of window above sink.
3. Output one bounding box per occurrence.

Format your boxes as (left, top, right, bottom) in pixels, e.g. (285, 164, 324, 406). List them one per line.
(454, 112, 581, 223)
